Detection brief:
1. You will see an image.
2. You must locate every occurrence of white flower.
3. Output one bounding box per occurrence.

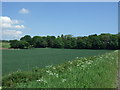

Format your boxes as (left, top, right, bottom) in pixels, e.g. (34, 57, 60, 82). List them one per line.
(81, 65, 85, 68)
(111, 57, 114, 59)
(46, 70, 51, 73)
(46, 65, 53, 68)
(49, 72, 54, 75)
(46, 70, 53, 75)
(53, 67, 56, 70)
(76, 57, 79, 59)
(87, 62, 91, 65)
(37, 79, 42, 82)
(62, 79, 66, 82)
(0, 87, 2, 90)
(36, 78, 47, 83)
(99, 57, 102, 59)
(68, 61, 72, 64)
(54, 73, 59, 78)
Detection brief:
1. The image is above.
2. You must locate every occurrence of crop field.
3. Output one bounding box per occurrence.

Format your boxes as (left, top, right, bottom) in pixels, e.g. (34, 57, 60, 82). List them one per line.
(2, 48, 113, 75)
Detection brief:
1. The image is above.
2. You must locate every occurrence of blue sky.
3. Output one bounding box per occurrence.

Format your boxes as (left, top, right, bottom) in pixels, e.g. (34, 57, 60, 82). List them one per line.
(1, 2, 118, 40)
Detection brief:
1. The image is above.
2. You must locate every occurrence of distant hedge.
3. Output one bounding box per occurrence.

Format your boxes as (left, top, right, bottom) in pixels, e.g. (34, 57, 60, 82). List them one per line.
(9, 33, 120, 49)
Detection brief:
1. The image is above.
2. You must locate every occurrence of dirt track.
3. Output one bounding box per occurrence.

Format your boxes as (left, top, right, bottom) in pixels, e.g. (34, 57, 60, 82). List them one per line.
(0, 48, 13, 50)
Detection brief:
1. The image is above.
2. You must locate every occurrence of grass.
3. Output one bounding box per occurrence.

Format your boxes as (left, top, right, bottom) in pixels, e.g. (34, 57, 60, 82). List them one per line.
(0, 42, 10, 48)
(2, 48, 113, 75)
(2, 50, 118, 88)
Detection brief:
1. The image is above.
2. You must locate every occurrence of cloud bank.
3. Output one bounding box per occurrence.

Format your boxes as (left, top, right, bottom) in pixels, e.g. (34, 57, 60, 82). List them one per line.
(0, 16, 25, 29)
(2, 30, 23, 38)
(0, 16, 25, 40)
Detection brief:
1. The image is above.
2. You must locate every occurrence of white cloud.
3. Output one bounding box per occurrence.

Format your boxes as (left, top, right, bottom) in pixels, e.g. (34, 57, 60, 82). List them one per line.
(0, 16, 25, 40)
(0, 16, 25, 29)
(19, 8, 29, 14)
(0, 16, 21, 24)
(1, 23, 25, 29)
(2, 30, 23, 38)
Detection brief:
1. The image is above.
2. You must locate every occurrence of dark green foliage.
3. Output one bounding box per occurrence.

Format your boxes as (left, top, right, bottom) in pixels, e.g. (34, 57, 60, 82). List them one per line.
(18, 41, 30, 49)
(20, 35, 32, 45)
(10, 40, 20, 49)
(10, 40, 30, 49)
(46, 36, 56, 48)
(9, 33, 119, 49)
(118, 33, 120, 49)
(32, 36, 48, 48)
(53, 38, 64, 48)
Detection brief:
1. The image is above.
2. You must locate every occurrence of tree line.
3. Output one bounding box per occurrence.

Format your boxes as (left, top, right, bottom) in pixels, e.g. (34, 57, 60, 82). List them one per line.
(9, 33, 120, 49)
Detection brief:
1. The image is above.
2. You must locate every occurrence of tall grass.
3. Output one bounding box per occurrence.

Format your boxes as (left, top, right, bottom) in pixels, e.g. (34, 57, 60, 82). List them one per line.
(0, 42, 10, 48)
(2, 50, 118, 88)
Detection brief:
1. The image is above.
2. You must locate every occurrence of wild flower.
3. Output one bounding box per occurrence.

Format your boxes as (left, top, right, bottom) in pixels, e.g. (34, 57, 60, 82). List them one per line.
(54, 73, 59, 78)
(80, 61, 84, 64)
(0, 86, 2, 90)
(76, 57, 79, 59)
(46, 70, 51, 73)
(68, 61, 72, 64)
(53, 67, 56, 70)
(49, 72, 54, 75)
(46, 65, 53, 68)
(62, 79, 66, 82)
(111, 57, 114, 59)
(81, 65, 86, 69)
(87, 62, 91, 65)
(36, 77, 47, 83)
(36, 79, 42, 82)
(99, 57, 102, 59)
(77, 64, 80, 67)
(46, 70, 53, 75)
(70, 62, 73, 64)
(81, 65, 84, 67)
(49, 71, 54, 75)
(46, 70, 59, 77)
(82, 57, 87, 60)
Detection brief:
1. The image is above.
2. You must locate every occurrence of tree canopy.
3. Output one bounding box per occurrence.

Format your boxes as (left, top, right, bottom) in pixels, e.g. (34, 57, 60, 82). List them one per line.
(9, 33, 119, 49)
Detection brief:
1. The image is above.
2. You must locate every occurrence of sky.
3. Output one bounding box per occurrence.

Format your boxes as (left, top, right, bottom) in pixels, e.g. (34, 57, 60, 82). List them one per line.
(1, 2, 118, 40)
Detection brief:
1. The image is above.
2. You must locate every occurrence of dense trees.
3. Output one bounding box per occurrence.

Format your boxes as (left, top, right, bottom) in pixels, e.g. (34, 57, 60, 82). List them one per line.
(10, 40, 30, 49)
(9, 33, 119, 49)
(20, 35, 32, 45)
(32, 36, 48, 48)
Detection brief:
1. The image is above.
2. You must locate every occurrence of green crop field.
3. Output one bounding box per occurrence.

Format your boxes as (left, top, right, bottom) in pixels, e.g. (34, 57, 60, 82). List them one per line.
(2, 48, 113, 75)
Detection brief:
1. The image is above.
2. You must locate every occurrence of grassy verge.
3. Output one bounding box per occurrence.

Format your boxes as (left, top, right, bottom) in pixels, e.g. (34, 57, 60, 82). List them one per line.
(2, 50, 118, 88)
(0, 42, 10, 48)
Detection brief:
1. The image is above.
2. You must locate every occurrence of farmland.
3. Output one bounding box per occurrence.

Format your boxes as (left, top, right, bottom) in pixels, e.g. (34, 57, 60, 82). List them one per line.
(2, 50, 118, 88)
(2, 48, 113, 75)
(0, 42, 10, 49)
(1, 2, 119, 88)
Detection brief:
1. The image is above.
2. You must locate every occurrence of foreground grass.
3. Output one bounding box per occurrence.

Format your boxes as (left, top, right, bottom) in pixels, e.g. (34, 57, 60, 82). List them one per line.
(2, 50, 118, 88)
